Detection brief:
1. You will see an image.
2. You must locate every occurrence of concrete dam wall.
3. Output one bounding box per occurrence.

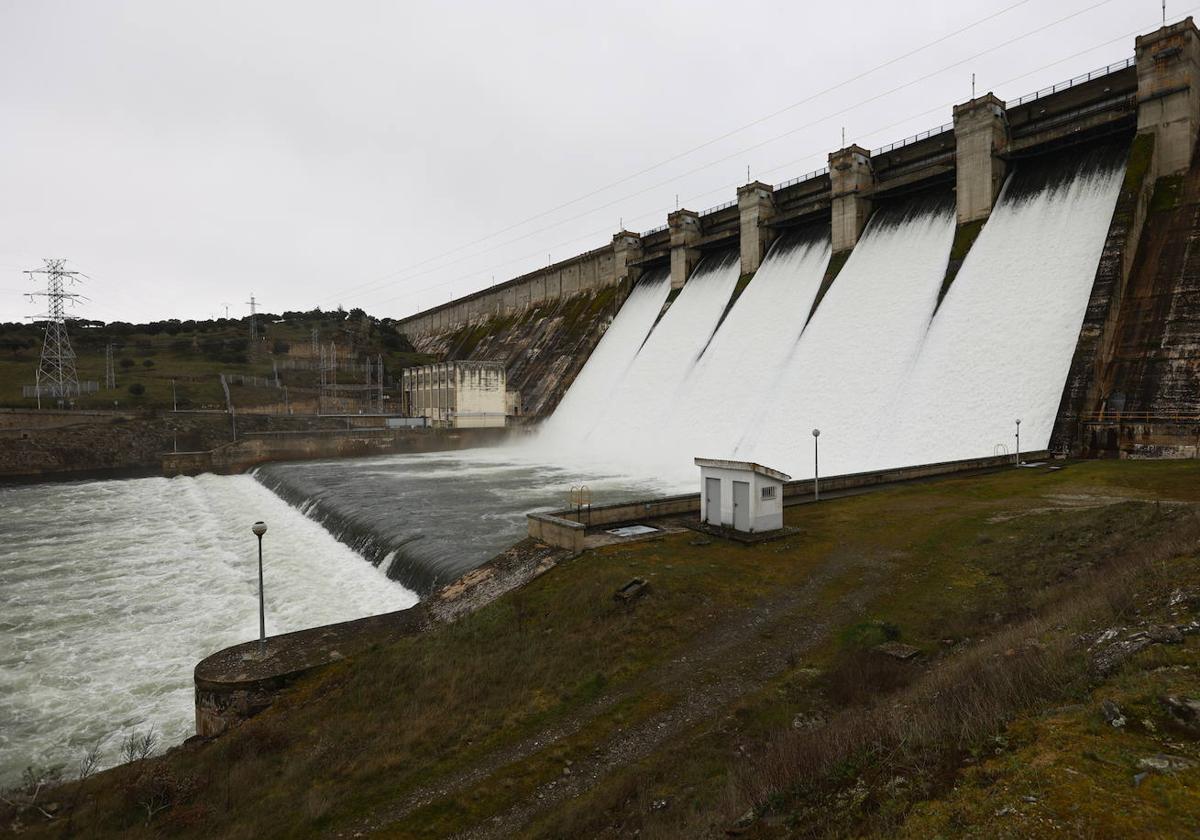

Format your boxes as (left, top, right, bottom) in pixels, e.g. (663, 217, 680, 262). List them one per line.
(399, 19, 1200, 459)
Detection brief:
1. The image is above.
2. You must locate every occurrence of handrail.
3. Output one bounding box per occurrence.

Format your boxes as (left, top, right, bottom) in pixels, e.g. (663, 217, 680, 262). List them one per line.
(699, 198, 738, 216)
(775, 166, 830, 191)
(1081, 411, 1200, 423)
(642, 223, 668, 236)
(871, 122, 953, 156)
(1009, 56, 1135, 108)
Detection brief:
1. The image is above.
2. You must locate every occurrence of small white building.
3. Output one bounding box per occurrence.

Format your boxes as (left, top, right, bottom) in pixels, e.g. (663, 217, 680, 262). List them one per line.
(694, 458, 791, 533)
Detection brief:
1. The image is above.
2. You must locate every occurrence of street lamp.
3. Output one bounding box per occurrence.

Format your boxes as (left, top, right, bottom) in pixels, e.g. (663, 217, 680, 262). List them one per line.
(252, 521, 268, 655)
(1014, 419, 1022, 466)
(812, 428, 821, 501)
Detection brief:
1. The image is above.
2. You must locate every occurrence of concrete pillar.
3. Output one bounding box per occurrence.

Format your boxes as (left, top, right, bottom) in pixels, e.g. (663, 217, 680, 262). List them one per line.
(1136, 17, 1200, 177)
(953, 93, 1009, 225)
(611, 230, 644, 286)
(828, 145, 874, 253)
(668, 209, 702, 289)
(737, 181, 777, 275)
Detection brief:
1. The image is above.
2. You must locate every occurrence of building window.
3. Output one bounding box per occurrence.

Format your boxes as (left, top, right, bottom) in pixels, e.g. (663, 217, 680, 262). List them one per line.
(761, 486, 776, 500)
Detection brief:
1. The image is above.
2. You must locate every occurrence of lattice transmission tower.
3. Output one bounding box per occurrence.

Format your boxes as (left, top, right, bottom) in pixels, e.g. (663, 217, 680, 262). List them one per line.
(246, 294, 259, 346)
(25, 259, 85, 409)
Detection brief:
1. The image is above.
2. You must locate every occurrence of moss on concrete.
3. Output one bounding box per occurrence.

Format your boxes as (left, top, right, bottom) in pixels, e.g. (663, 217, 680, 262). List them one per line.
(805, 250, 851, 326)
(935, 218, 987, 311)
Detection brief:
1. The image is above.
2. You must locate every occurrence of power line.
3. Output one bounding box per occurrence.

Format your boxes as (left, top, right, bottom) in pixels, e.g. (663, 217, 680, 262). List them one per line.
(366, 9, 1176, 314)
(319, 0, 1049, 305)
(342, 0, 1122, 310)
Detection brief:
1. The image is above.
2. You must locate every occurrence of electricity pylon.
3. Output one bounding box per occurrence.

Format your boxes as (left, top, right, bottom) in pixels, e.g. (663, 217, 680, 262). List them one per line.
(25, 259, 84, 409)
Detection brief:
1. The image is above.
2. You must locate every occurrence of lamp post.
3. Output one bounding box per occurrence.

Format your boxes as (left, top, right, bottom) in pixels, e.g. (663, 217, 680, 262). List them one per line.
(812, 428, 821, 501)
(252, 521, 267, 655)
(1014, 419, 1022, 466)
(171, 379, 177, 412)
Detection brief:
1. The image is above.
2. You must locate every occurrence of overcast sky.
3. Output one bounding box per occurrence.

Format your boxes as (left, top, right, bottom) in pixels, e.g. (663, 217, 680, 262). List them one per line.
(0, 0, 1171, 324)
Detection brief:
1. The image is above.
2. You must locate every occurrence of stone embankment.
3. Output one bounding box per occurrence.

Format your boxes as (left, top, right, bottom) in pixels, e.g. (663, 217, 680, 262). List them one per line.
(194, 538, 565, 737)
(162, 425, 512, 476)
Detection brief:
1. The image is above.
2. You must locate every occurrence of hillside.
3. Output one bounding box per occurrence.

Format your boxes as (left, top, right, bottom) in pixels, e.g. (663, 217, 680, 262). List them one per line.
(0, 308, 433, 414)
(5, 461, 1200, 838)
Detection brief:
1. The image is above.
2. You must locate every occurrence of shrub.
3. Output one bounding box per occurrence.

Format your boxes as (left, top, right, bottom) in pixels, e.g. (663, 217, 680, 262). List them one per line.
(119, 357, 135, 369)
(142, 359, 155, 368)
(128, 383, 145, 397)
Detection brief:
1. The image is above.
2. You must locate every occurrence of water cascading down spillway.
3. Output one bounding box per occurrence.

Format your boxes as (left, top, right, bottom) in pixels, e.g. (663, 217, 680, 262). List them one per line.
(534, 143, 1126, 484)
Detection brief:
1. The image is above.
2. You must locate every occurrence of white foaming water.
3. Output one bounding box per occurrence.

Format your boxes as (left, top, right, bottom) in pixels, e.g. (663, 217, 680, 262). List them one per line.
(877, 155, 1125, 466)
(539, 268, 670, 445)
(740, 199, 956, 478)
(0, 474, 415, 786)
(673, 231, 830, 465)
(537, 249, 742, 484)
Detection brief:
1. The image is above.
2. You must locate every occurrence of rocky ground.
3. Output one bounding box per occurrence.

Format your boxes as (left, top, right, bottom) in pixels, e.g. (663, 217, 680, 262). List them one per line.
(4, 460, 1200, 838)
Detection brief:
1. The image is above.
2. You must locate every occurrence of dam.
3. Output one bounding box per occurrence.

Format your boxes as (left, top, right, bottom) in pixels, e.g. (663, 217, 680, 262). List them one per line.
(8, 16, 1200, 790)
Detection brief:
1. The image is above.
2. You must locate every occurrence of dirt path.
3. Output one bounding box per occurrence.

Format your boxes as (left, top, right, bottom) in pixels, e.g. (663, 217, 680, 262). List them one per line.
(334, 547, 890, 838)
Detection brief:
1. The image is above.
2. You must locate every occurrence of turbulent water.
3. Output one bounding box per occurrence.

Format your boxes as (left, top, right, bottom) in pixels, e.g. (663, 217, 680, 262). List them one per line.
(877, 146, 1128, 467)
(530, 146, 1125, 484)
(0, 145, 1128, 788)
(254, 451, 669, 595)
(0, 474, 416, 786)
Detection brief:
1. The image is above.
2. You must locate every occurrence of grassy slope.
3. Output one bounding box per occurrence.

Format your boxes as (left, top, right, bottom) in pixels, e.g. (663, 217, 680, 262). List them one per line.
(0, 318, 434, 412)
(7, 461, 1200, 838)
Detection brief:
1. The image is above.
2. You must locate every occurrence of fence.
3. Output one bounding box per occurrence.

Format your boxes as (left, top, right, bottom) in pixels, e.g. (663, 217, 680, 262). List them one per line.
(22, 381, 100, 398)
(871, 122, 954, 156)
(775, 166, 830, 191)
(699, 198, 738, 217)
(1009, 56, 1135, 109)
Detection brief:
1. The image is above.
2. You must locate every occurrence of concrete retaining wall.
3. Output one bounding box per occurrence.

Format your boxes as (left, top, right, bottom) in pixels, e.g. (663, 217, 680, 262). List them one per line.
(163, 426, 512, 476)
(398, 244, 617, 338)
(529, 451, 1050, 548)
(0, 408, 137, 430)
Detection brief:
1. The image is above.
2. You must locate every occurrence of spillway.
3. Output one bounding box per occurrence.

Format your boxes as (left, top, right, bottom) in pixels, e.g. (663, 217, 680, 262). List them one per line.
(0, 474, 416, 787)
(740, 193, 956, 478)
(876, 144, 1126, 467)
(539, 268, 670, 445)
(533, 148, 1122, 483)
(254, 453, 667, 595)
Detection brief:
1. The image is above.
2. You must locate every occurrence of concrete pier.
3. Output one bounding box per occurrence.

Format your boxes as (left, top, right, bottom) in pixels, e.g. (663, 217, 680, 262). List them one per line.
(1136, 17, 1200, 177)
(612, 230, 644, 288)
(737, 181, 777, 275)
(668, 208, 702, 289)
(398, 18, 1198, 337)
(829, 145, 874, 254)
(953, 93, 1009, 225)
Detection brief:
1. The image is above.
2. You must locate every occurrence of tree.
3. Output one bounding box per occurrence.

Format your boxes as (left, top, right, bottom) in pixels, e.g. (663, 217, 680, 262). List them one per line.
(128, 383, 145, 396)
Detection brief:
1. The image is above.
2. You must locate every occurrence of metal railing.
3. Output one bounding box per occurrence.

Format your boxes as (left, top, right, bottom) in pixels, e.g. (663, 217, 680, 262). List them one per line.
(642, 223, 668, 236)
(775, 166, 830, 191)
(871, 121, 954, 156)
(1009, 56, 1135, 108)
(699, 198, 738, 216)
(21, 381, 100, 398)
(1081, 411, 1200, 423)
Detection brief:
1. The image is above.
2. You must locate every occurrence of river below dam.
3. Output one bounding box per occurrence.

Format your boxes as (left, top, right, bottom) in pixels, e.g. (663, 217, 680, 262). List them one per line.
(0, 456, 667, 786)
(0, 472, 418, 787)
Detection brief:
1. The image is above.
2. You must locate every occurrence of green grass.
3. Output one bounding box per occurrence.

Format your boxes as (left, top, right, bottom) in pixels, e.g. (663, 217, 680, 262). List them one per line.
(0, 313, 434, 411)
(9, 460, 1200, 838)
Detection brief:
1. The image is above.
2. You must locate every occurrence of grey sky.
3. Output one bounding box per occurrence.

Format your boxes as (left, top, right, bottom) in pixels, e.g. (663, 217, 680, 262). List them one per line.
(0, 0, 1164, 324)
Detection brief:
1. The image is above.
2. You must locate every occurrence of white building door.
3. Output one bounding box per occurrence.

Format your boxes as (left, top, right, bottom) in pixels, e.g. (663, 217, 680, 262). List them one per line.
(705, 477, 722, 526)
(733, 480, 750, 531)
